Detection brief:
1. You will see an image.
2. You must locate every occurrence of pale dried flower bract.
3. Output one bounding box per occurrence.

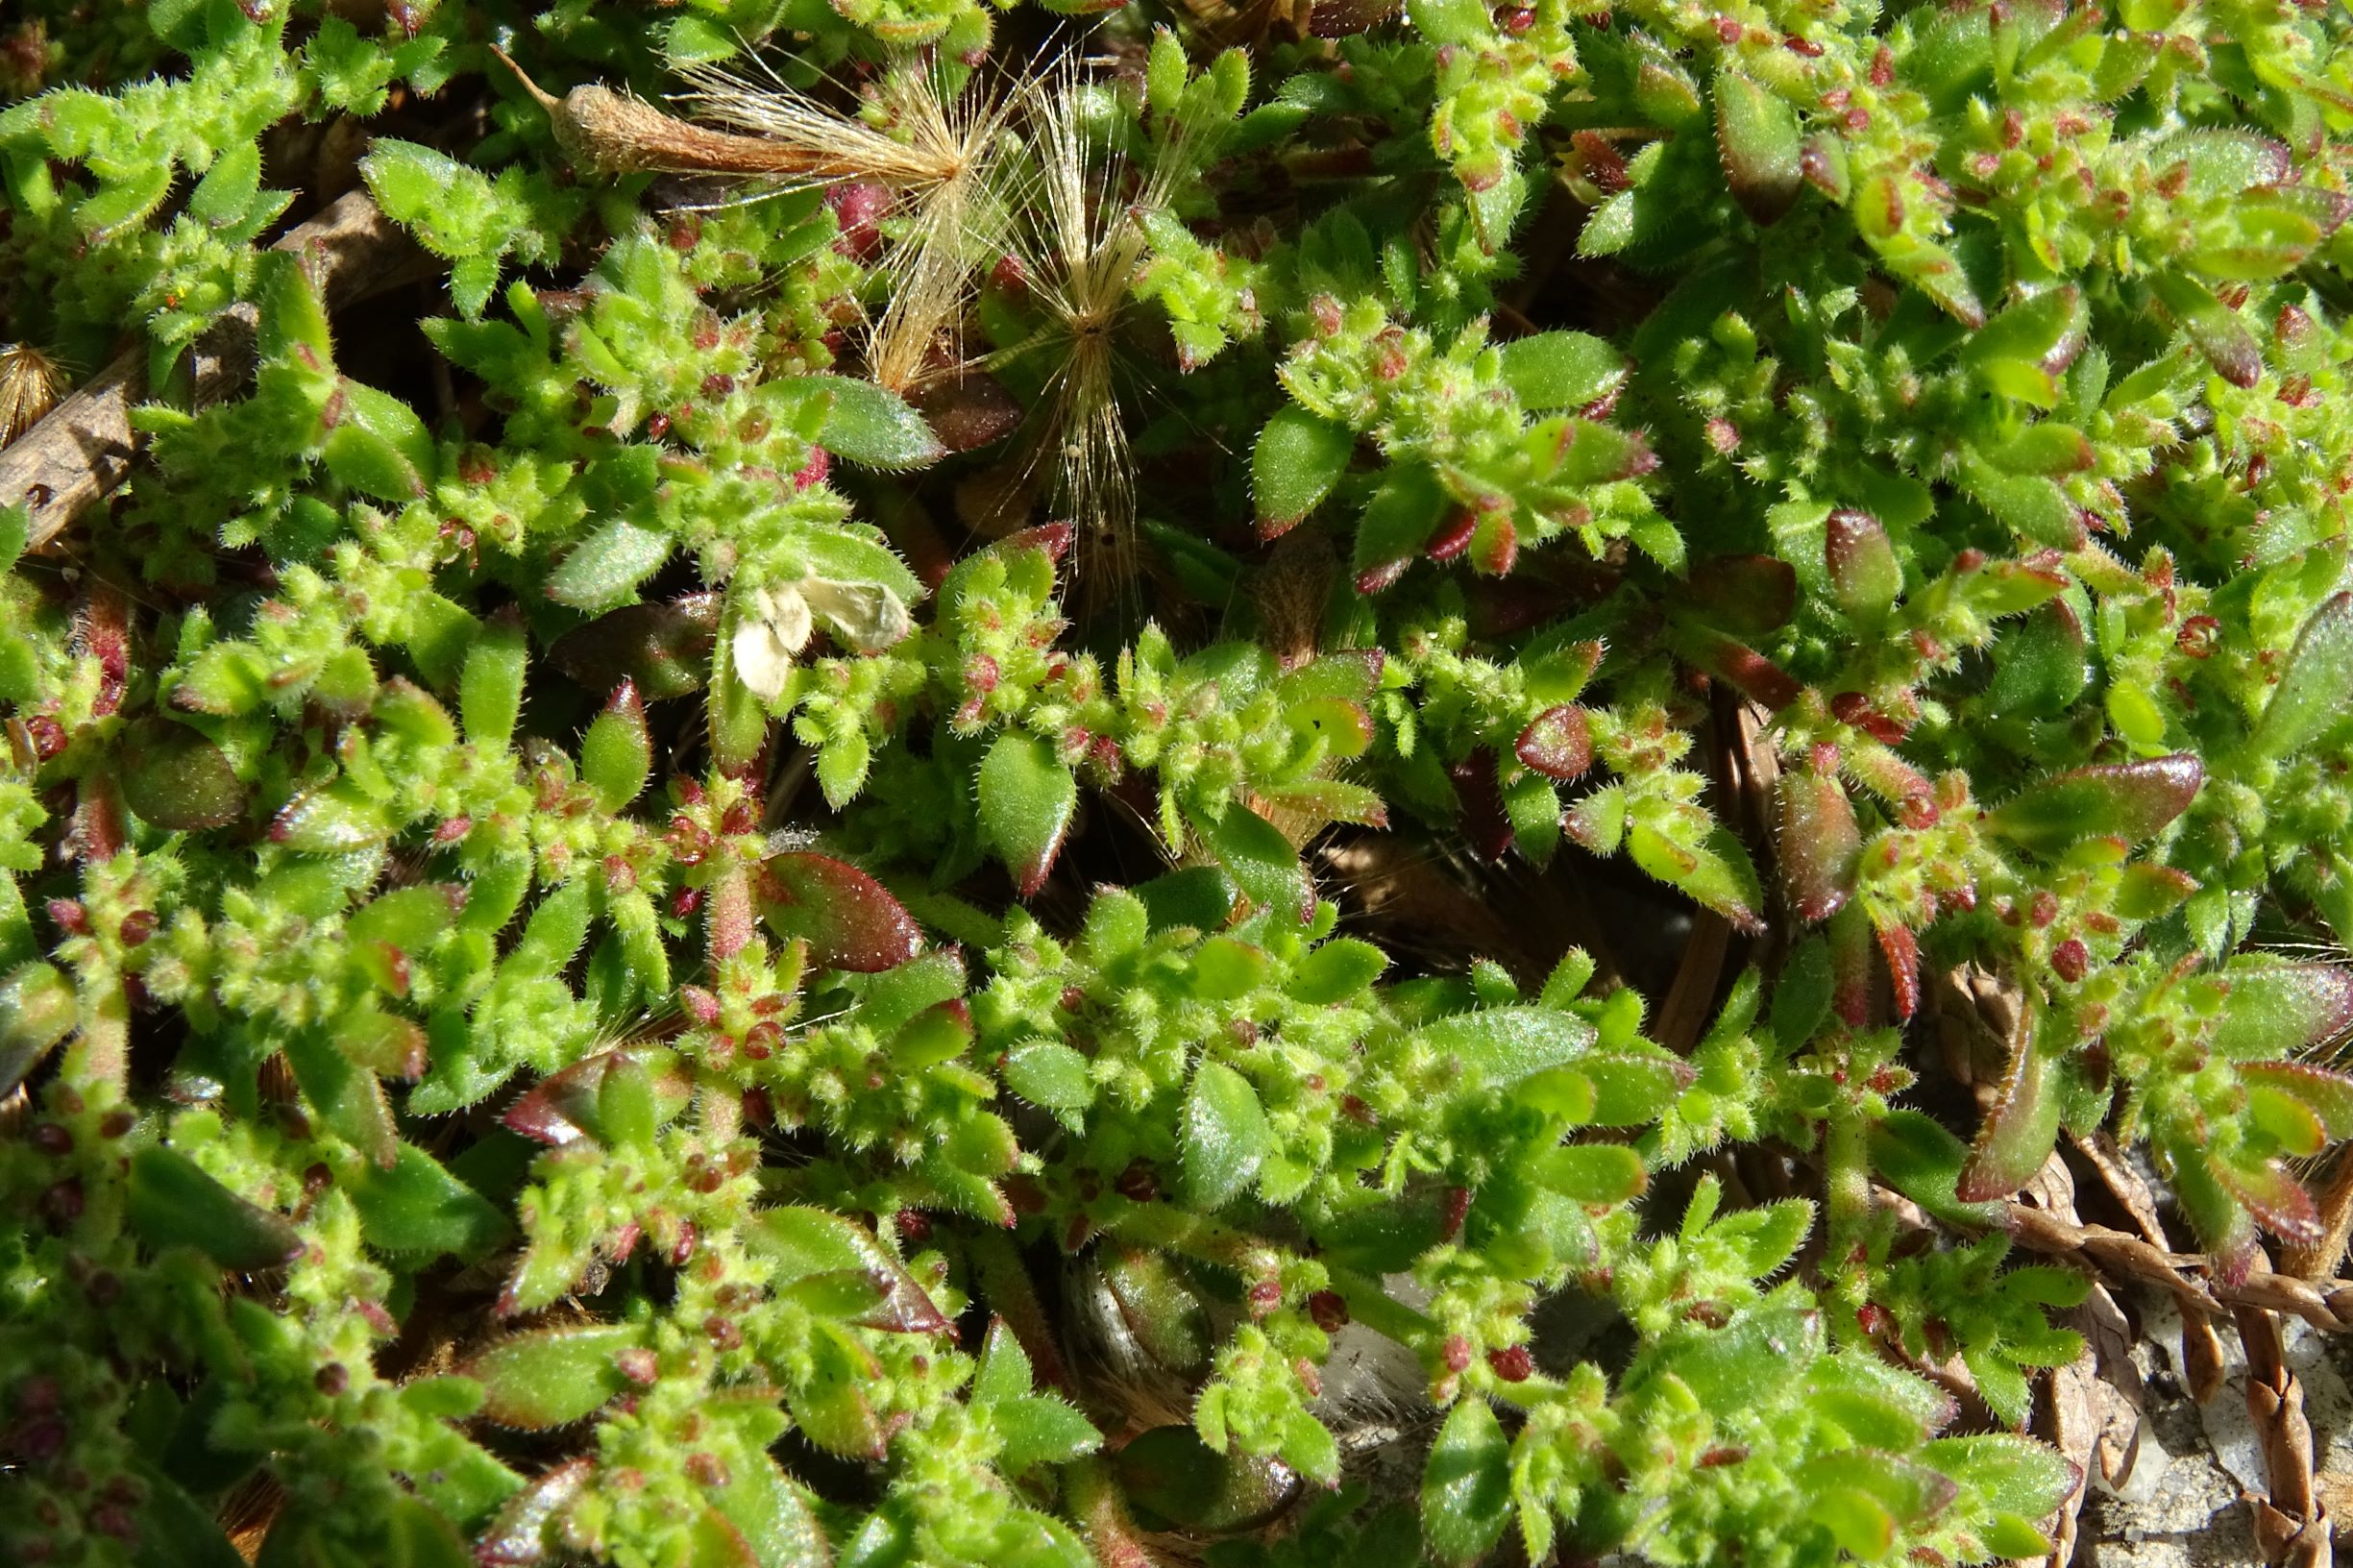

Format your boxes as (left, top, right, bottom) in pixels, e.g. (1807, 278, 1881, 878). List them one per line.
(678, 61, 1019, 395)
(732, 575, 914, 700)
(0, 343, 68, 448)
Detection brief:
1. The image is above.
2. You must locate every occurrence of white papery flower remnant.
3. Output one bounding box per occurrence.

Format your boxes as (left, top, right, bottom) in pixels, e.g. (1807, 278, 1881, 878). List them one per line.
(731, 575, 914, 700)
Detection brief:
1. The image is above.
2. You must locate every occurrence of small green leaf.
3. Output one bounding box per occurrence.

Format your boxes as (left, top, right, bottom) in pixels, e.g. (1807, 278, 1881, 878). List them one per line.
(977, 733, 1078, 898)
(1115, 1426, 1299, 1533)
(1498, 331, 1624, 410)
(888, 998, 973, 1069)
(188, 142, 262, 228)
(548, 521, 673, 612)
(1005, 1041, 1094, 1114)
(711, 1460, 831, 1568)
(463, 1323, 642, 1429)
(461, 614, 529, 750)
(1182, 1061, 1272, 1210)
(127, 1146, 305, 1272)
(1421, 1399, 1512, 1566)
(579, 682, 653, 811)
(270, 779, 390, 852)
(1410, 1005, 1598, 1086)
(993, 1394, 1102, 1474)
(1714, 71, 1803, 224)
(1288, 938, 1387, 1005)
(2212, 962, 2353, 1060)
(748, 1207, 949, 1335)
(2150, 269, 2262, 387)
(1186, 801, 1311, 926)
(1252, 405, 1354, 535)
(0, 963, 77, 1094)
(1986, 754, 2203, 854)
(1957, 1035, 2061, 1203)
(1351, 462, 1449, 593)
(1918, 1433, 2079, 1519)
(345, 1143, 510, 1258)
(1872, 1110, 2006, 1226)
(117, 719, 248, 831)
(1534, 1143, 1647, 1204)
(2253, 592, 2353, 759)
(2241, 1061, 2353, 1139)
(323, 380, 434, 502)
(283, 1029, 398, 1169)
(787, 375, 945, 470)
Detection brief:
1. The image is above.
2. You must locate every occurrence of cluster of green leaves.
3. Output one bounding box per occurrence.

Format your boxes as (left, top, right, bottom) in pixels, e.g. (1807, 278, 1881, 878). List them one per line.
(9, 0, 2353, 1562)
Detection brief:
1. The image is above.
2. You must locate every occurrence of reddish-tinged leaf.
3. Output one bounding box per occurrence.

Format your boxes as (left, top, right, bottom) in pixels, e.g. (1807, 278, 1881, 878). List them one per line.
(1448, 755, 1515, 862)
(339, 1008, 427, 1081)
(910, 370, 1023, 453)
(750, 1206, 953, 1335)
(1714, 69, 1803, 224)
(1874, 915, 1921, 1021)
(1256, 778, 1388, 827)
(2216, 1156, 2323, 1247)
(2114, 863, 2199, 920)
(1825, 509, 1900, 624)
(976, 733, 1078, 897)
(1828, 902, 1875, 1027)
(998, 522, 1074, 565)
(1686, 554, 1799, 636)
(1515, 705, 1593, 781)
(1424, 509, 1476, 561)
(463, 1323, 642, 1429)
(477, 1458, 592, 1566)
(2211, 961, 2353, 1059)
(2150, 269, 2263, 388)
(683, 1508, 762, 1568)
(1777, 771, 1862, 923)
(1469, 511, 1518, 576)
(1987, 754, 2203, 854)
(1958, 1035, 2059, 1203)
(550, 595, 720, 701)
(758, 853, 920, 972)
(2240, 1060, 2353, 1139)
(501, 1048, 693, 1147)
(709, 865, 755, 963)
(580, 682, 652, 811)
(1688, 631, 1802, 710)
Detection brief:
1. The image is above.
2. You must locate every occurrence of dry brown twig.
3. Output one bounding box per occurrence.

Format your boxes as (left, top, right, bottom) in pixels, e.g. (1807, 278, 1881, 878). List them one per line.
(0, 187, 429, 553)
(2236, 1305, 2333, 1568)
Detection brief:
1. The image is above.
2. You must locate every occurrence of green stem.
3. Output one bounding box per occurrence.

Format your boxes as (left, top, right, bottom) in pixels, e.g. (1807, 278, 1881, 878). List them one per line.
(1823, 1099, 1872, 1344)
(964, 1227, 1077, 1397)
(1064, 1457, 1155, 1568)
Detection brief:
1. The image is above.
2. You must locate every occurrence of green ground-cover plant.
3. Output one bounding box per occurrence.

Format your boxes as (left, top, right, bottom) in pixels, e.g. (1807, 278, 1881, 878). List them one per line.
(5, 0, 2353, 1562)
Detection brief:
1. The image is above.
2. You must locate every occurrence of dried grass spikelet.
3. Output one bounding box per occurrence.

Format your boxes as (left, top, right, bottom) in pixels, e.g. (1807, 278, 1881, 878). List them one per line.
(497, 48, 1015, 394)
(677, 58, 1019, 394)
(976, 65, 1197, 585)
(0, 341, 68, 447)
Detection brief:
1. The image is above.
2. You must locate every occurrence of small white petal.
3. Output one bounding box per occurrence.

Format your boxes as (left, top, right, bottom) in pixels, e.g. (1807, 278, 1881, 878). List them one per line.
(802, 577, 912, 652)
(732, 621, 794, 701)
(770, 582, 815, 656)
